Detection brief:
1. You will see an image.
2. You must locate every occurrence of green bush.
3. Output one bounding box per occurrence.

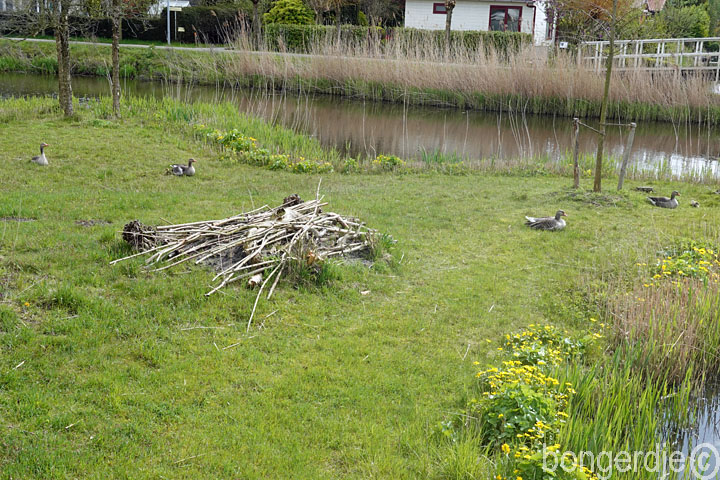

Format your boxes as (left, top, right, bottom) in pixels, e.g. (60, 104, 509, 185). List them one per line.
(661, 5, 711, 38)
(263, 0, 314, 25)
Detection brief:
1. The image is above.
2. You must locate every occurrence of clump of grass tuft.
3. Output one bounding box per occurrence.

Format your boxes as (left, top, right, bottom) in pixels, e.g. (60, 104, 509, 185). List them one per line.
(610, 277, 720, 384)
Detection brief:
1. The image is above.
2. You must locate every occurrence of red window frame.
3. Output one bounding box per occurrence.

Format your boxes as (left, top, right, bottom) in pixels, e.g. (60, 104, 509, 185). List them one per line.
(489, 6, 523, 32)
(433, 2, 447, 14)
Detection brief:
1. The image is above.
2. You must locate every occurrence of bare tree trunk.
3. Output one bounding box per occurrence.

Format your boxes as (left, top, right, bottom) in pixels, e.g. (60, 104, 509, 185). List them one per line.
(593, 0, 617, 192)
(111, 7, 122, 117)
(335, 6, 341, 45)
(252, 0, 261, 48)
(444, 0, 455, 58)
(54, 0, 73, 117)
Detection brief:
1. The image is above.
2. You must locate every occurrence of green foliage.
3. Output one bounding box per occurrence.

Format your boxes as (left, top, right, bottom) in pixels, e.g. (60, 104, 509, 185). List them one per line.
(393, 27, 531, 57)
(358, 10, 369, 27)
(263, 0, 314, 25)
(195, 124, 334, 173)
(175, 5, 245, 43)
(503, 324, 588, 367)
(651, 242, 720, 282)
(264, 24, 382, 51)
(371, 154, 404, 171)
(616, 9, 668, 39)
(661, 5, 711, 38)
(709, 0, 720, 35)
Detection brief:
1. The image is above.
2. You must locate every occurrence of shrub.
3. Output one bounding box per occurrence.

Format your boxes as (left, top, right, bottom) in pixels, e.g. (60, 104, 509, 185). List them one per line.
(661, 5, 711, 38)
(263, 0, 314, 26)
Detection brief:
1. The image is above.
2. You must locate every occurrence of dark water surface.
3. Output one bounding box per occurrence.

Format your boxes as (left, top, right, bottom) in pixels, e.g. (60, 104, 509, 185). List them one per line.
(3, 72, 720, 178)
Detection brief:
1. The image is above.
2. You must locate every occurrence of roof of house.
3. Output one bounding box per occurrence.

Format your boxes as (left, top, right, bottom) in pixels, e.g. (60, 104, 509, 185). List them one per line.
(645, 0, 666, 12)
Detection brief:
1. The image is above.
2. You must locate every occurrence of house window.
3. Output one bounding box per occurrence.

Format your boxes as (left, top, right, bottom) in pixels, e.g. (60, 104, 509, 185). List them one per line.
(433, 2, 447, 14)
(489, 6, 522, 32)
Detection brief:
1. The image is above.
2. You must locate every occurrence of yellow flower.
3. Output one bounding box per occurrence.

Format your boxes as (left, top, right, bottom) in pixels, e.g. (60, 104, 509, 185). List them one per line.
(24, 302, 30, 307)
(501, 443, 510, 454)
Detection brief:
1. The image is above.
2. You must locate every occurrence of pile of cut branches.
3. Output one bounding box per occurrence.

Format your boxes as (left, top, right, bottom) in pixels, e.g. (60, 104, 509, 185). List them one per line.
(112, 192, 383, 330)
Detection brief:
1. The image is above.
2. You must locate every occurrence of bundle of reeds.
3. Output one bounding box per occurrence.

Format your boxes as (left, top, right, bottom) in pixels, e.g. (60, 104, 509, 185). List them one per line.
(112, 191, 380, 329)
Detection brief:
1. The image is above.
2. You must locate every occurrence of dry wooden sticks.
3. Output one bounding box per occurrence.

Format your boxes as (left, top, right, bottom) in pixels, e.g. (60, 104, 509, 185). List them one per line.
(112, 193, 381, 330)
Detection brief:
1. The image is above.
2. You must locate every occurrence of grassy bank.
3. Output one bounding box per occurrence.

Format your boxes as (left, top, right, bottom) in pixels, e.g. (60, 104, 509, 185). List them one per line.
(2, 96, 720, 478)
(2, 37, 720, 125)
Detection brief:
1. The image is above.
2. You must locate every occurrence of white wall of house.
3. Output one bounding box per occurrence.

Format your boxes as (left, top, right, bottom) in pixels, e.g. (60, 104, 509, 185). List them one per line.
(404, 0, 553, 46)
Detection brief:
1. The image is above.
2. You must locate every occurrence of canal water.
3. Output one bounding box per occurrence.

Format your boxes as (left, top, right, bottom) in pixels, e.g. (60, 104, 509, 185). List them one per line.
(2, 72, 720, 179)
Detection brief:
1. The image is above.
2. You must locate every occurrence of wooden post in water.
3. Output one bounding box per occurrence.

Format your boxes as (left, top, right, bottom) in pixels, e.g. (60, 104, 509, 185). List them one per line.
(617, 122, 637, 191)
(573, 117, 580, 189)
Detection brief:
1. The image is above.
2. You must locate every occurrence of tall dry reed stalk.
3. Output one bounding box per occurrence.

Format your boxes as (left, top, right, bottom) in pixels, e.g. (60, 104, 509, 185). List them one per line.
(608, 279, 720, 384)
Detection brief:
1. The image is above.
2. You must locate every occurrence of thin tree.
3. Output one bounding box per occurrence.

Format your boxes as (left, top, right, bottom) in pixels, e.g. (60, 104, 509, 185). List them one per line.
(307, 0, 327, 24)
(444, 0, 455, 57)
(251, 0, 262, 47)
(332, 0, 343, 44)
(107, 0, 123, 116)
(549, 0, 632, 192)
(54, 0, 74, 117)
(102, 0, 151, 117)
(593, 0, 617, 192)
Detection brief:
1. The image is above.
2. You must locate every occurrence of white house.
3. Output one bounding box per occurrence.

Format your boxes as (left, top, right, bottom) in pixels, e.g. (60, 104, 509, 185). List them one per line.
(148, 0, 190, 16)
(404, 0, 554, 46)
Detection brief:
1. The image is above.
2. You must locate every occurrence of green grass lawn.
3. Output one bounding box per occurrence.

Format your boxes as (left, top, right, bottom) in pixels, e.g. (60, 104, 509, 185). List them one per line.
(1, 98, 719, 479)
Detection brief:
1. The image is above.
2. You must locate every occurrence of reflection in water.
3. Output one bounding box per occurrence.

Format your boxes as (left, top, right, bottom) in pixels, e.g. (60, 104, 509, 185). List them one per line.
(2, 72, 720, 179)
(663, 388, 720, 479)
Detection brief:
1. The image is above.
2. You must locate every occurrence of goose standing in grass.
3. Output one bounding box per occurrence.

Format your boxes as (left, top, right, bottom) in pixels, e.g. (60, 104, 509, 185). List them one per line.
(647, 191, 679, 209)
(168, 158, 197, 176)
(525, 210, 568, 231)
(31, 142, 49, 166)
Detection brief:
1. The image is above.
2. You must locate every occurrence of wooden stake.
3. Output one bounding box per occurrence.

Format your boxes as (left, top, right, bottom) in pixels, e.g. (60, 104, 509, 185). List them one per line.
(617, 122, 637, 191)
(572, 117, 580, 189)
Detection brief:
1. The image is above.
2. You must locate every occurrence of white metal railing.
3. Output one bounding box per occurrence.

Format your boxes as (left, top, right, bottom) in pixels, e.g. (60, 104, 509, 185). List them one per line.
(578, 37, 720, 80)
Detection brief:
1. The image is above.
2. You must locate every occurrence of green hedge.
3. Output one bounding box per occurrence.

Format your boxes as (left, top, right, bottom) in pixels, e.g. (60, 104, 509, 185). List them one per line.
(173, 6, 248, 44)
(263, 24, 531, 55)
(391, 28, 531, 56)
(264, 24, 384, 51)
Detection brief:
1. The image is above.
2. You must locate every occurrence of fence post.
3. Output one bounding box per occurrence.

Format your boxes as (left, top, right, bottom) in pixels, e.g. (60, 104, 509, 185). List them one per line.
(617, 122, 637, 191)
(573, 117, 580, 189)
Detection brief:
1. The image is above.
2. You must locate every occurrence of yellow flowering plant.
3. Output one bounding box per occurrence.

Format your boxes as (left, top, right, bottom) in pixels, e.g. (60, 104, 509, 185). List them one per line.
(193, 124, 334, 174)
(651, 242, 720, 283)
(504, 324, 587, 366)
(442, 325, 598, 480)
